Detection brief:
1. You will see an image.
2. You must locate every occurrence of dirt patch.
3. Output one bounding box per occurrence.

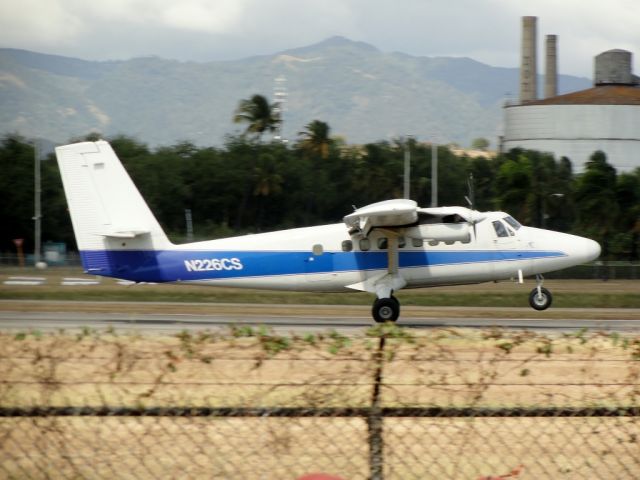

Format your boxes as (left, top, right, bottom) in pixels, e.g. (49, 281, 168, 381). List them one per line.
(1, 329, 639, 479)
(1, 329, 638, 408)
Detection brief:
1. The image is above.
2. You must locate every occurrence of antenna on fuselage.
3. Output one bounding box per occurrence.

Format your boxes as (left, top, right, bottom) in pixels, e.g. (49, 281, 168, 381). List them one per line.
(465, 173, 480, 241)
(465, 173, 475, 210)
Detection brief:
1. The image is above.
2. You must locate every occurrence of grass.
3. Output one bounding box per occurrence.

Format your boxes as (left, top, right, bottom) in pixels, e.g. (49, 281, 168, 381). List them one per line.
(1, 327, 638, 409)
(1, 267, 640, 308)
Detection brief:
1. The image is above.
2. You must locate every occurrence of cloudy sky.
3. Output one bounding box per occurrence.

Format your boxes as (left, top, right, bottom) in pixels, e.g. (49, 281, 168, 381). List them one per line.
(1, 0, 638, 78)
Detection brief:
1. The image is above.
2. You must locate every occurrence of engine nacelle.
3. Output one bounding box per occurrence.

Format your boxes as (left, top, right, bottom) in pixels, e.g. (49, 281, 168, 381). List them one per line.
(405, 223, 471, 243)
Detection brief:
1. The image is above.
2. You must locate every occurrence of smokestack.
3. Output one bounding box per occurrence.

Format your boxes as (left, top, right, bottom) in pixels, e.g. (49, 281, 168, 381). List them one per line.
(545, 35, 558, 98)
(520, 16, 537, 103)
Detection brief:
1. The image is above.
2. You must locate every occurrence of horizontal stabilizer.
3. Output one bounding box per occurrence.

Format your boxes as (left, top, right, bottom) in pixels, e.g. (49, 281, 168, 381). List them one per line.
(98, 229, 151, 239)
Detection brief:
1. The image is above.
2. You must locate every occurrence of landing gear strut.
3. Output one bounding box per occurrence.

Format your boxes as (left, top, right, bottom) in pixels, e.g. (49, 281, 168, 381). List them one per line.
(372, 295, 400, 323)
(529, 274, 552, 311)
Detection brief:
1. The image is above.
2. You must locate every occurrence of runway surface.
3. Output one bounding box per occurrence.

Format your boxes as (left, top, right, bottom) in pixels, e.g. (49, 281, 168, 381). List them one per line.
(1, 300, 640, 334)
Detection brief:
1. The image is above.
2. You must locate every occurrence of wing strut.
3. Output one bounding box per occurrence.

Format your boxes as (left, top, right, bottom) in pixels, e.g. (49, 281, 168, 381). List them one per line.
(345, 230, 406, 298)
(374, 231, 406, 299)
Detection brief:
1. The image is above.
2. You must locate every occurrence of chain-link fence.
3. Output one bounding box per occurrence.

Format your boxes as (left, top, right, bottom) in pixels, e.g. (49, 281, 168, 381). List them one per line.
(1, 326, 639, 479)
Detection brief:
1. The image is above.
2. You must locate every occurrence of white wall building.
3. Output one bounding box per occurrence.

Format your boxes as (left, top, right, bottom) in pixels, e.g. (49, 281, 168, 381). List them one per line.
(503, 83, 640, 172)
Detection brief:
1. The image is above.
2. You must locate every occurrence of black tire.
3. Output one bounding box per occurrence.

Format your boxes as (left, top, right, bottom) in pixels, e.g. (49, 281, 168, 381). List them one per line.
(372, 297, 400, 323)
(390, 295, 400, 309)
(529, 287, 553, 311)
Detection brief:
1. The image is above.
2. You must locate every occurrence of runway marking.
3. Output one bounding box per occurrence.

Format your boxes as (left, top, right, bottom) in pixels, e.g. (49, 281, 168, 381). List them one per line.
(3, 276, 46, 286)
(61, 277, 101, 286)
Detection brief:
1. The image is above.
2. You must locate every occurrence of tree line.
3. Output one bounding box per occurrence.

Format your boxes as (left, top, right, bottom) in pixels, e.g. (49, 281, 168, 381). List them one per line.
(1, 95, 639, 261)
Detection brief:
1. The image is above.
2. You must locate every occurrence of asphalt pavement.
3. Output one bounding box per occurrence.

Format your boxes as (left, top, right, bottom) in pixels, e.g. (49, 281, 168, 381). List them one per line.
(1, 300, 639, 335)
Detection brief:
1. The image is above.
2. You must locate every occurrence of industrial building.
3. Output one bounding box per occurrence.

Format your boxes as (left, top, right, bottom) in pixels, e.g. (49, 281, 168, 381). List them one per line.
(501, 17, 640, 172)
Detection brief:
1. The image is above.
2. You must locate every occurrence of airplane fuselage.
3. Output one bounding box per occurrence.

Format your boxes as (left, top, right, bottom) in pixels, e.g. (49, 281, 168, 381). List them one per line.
(82, 214, 598, 293)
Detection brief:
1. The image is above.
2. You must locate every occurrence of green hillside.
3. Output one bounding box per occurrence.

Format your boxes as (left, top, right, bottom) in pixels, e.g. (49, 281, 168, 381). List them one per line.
(0, 37, 590, 146)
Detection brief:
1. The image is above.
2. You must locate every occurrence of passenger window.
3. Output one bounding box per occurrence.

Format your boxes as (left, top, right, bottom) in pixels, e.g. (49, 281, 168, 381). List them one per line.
(377, 237, 388, 250)
(412, 238, 423, 247)
(428, 240, 439, 246)
(312, 244, 324, 255)
(492, 221, 509, 238)
(359, 238, 370, 251)
(398, 237, 406, 248)
(342, 240, 353, 252)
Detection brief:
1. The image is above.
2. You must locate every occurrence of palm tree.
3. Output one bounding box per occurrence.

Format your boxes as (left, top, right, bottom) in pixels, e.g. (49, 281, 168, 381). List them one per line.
(298, 120, 332, 159)
(252, 154, 283, 229)
(253, 157, 283, 197)
(574, 151, 619, 259)
(297, 120, 332, 223)
(233, 94, 281, 142)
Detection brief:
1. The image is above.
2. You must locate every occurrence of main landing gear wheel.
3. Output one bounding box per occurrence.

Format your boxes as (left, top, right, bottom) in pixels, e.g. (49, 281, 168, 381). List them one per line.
(529, 287, 553, 311)
(372, 296, 400, 323)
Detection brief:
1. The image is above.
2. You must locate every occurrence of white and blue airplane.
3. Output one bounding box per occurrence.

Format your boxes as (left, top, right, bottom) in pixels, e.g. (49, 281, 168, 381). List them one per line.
(55, 140, 601, 322)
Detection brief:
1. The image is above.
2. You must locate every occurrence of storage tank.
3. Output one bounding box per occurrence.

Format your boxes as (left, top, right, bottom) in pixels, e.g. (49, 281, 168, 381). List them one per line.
(595, 50, 635, 85)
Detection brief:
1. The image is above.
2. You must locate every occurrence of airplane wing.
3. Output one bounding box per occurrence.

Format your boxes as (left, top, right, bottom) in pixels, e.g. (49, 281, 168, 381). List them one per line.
(343, 199, 418, 236)
(343, 200, 489, 320)
(343, 200, 485, 238)
(417, 206, 485, 224)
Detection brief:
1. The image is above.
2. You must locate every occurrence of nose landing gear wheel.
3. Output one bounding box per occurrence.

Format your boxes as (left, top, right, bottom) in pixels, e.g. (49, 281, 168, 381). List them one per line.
(372, 296, 400, 323)
(529, 287, 552, 311)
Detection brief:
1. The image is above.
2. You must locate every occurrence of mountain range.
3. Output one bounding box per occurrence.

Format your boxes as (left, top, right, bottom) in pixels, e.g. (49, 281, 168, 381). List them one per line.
(0, 36, 591, 148)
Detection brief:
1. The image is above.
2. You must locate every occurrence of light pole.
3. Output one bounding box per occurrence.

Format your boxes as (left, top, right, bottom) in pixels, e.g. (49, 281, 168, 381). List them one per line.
(33, 139, 43, 267)
(185, 209, 194, 243)
(403, 135, 412, 199)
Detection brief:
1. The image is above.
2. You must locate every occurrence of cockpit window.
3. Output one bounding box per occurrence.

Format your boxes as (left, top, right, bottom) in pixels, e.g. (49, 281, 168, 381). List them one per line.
(503, 216, 522, 230)
(492, 220, 509, 238)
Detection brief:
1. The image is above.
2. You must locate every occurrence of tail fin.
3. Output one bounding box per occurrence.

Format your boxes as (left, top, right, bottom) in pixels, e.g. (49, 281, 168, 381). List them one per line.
(56, 140, 171, 276)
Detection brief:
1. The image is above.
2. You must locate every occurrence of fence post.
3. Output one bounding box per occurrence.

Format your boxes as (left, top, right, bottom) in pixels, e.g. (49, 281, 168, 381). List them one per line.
(368, 335, 386, 480)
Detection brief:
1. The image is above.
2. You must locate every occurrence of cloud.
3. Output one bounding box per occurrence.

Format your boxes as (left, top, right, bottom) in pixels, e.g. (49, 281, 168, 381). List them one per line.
(0, 0, 85, 46)
(0, 0, 638, 77)
(159, 1, 245, 33)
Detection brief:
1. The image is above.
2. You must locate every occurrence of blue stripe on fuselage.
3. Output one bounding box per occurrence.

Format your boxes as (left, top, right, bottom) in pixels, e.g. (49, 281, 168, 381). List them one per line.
(79, 249, 566, 283)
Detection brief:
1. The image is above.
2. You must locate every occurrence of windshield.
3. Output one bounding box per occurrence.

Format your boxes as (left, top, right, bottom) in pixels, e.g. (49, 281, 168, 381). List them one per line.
(503, 216, 522, 230)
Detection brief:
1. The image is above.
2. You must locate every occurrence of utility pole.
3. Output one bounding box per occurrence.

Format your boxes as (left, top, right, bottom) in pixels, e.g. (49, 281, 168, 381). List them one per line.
(431, 142, 438, 207)
(185, 209, 194, 243)
(33, 139, 42, 266)
(403, 135, 412, 199)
